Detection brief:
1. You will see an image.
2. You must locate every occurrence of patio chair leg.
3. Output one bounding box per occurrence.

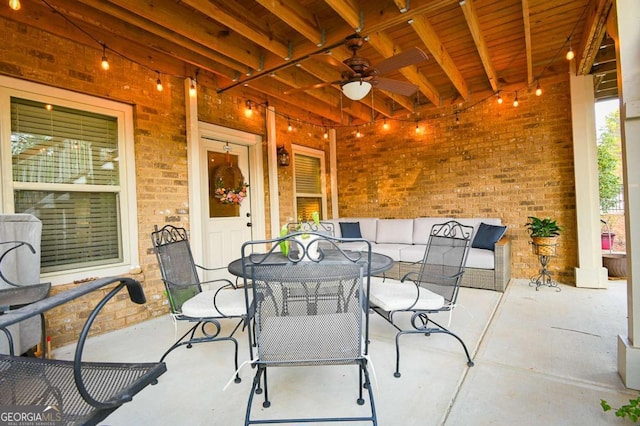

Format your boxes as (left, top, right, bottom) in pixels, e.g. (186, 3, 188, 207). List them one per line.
(394, 330, 407, 378)
(357, 363, 365, 405)
(262, 367, 270, 408)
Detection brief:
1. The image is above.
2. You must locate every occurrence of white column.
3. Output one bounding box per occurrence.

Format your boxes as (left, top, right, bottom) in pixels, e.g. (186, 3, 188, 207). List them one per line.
(570, 73, 609, 288)
(615, 0, 640, 390)
(329, 129, 338, 218)
(185, 78, 204, 263)
(266, 106, 280, 239)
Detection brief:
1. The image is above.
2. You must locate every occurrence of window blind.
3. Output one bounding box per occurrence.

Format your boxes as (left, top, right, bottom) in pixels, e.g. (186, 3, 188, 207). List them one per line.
(294, 154, 321, 194)
(10, 98, 122, 272)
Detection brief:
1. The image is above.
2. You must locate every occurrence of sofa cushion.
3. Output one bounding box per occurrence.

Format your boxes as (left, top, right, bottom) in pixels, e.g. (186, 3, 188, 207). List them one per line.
(376, 219, 414, 244)
(370, 243, 405, 261)
(472, 222, 507, 251)
(339, 222, 362, 238)
(399, 245, 427, 263)
(413, 218, 453, 245)
(465, 247, 496, 269)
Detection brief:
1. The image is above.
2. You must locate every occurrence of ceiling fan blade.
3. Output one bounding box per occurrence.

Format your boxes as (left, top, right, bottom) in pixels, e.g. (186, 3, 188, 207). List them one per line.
(371, 77, 419, 97)
(371, 47, 428, 75)
(308, 54, 356, 76)
(283, 81, 337, 95)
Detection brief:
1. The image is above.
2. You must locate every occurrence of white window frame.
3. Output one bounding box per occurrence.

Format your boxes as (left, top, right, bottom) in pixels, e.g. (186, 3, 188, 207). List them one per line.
(292, 144, 327, 220)
(0, 76, 139, 285)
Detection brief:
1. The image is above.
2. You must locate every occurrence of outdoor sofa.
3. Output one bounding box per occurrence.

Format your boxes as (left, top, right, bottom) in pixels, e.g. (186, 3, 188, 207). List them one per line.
(325, 217, 511, 292)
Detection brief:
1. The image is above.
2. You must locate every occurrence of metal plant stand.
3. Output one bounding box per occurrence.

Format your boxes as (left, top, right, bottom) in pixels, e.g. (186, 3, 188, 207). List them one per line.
(529, 242, 561, 292)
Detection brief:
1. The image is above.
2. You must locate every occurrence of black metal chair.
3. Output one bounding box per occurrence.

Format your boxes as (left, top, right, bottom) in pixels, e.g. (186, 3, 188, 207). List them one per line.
(0, 276, 167, 426)
(286, 220, 335, 236)
(240, 232, 377, 425)
(368, 220, 475, 377)
(150, 225, 246, 382)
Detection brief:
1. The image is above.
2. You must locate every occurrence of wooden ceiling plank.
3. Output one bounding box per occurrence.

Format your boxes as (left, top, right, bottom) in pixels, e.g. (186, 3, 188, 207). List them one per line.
(182, 0, 289, 59)
(75, 0, 247, 74)
(577, 0, 613, 75)
(256, 0, 323, 46)
(411, 14, 468, 99)
(367, 31, 440, 106)
(458, 0, 501, 91)
(245, 79, 346, 124)
(103, 0, 263, 71)
(324, 0, 361, 31)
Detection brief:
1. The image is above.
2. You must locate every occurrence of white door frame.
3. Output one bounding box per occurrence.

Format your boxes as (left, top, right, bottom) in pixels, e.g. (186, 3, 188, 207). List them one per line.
(188, 122, 265, 264)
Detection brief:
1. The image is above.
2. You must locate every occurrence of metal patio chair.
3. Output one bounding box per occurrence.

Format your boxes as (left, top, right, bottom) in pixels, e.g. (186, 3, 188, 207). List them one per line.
(151, 225, 246, 382)
(369, 220, 475, 377)
(240, 232, 377, 425)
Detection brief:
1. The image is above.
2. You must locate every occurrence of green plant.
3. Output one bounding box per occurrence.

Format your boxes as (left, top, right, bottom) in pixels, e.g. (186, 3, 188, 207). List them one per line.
(601, 396, 640, 423)
(598, 109, 622, 213)
(525, 216, 562, 237)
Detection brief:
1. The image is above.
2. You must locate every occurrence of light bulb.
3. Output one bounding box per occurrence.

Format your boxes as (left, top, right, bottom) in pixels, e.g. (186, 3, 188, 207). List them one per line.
(383, 119, 389, 130)
(323, 128, 328, 139)
(415, 123, 420, 133)
(356, 129, 361, 138)
(244, 100, 252, 117)
(287, 120, 292, 132)
(9, 0, 20, 11)
(497, 93, 503, 105)
(189, 79, 196, 97)
(513, 94, 519, 107)
(156, 74, 163, 92)
(566, 46, 574, 61)
(535, 82, 542, 96)
(101, 55, 109, 70)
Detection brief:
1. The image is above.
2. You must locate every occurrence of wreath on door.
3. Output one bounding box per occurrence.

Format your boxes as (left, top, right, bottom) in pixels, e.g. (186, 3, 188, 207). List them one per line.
(213, 164, 249, 205)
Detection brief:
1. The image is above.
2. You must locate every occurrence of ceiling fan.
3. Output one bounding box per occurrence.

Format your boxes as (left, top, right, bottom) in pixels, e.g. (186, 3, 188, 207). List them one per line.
(285, 34, 428, 101)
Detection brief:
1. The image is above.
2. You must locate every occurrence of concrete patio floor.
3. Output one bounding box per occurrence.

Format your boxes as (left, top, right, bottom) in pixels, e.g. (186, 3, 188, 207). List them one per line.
(53, 278, 638, 425)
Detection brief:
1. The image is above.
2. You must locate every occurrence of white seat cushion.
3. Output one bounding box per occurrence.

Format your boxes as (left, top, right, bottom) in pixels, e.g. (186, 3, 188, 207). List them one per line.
(465, 247, 496, 269)
(399, 245, 427, 263)
(371, 243, 405, 261)
(181, 289, 246, 318)
(369, 277, 444, 311)
(376, 219, 414, 244)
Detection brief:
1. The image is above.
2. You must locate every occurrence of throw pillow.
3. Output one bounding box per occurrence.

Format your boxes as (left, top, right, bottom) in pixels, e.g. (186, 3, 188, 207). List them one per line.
(471, 222, 507, 251)
(340, 222, 362, 238)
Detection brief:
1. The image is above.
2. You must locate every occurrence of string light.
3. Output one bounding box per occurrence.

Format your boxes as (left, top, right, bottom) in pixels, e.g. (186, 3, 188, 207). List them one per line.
(287, 118, 292, 132)
(9, 0, 20, 11)
(497, 92, 503, 105)
(156, 72, 163, 92)
(565, 37, 575, 60)
(323, 128, 329, 139)
(100, 44, 109, 71)
(188, 78, 196, 97)
(535, 80, 542, 96)
(383, 118, 389, 130)
(244, 100, 252, 117)
(356, 128, 362, 138)
(513, 91, 519, 107)
(415, 122, 420, 133)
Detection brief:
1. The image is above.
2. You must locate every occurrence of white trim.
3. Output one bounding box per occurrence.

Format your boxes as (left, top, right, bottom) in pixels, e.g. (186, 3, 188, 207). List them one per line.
(292, 144, 328, 220)
(0, 76, 139, 286)
(185, 79, 203, 262)
(329, 129, 338, 218)
(192, 122, 265, 260)
(266, 107, 280, 239)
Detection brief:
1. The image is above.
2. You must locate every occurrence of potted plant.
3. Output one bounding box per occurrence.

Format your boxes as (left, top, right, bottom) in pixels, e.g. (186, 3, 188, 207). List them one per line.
(525, 216, 562, 255)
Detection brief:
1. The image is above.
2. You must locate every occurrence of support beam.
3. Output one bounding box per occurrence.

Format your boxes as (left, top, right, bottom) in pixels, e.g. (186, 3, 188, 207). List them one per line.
(577, 0, 613, 75)
(520, 0, 534, 85)
(256, 0, 325, 47)
(459, 0, 498, 92)
(410, 13, 468, 99)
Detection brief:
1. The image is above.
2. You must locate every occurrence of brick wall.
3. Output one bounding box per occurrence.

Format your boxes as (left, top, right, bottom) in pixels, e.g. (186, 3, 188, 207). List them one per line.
(335, 73, 577, 283)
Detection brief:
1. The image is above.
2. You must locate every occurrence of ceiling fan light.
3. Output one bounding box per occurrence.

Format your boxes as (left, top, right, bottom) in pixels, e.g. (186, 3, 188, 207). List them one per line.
(342, 81, 372, 101)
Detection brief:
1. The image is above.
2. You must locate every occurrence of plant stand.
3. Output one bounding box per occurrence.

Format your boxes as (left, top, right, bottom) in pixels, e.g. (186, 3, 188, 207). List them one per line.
(529, 242, 561, 292)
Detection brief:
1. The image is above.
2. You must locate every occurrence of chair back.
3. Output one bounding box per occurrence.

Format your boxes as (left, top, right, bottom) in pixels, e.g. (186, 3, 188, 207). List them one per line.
(241, 232, 371, 365)
(286, 221, 335, 236)
(416, 220, 473, 304)
(151, 225, 201, 314)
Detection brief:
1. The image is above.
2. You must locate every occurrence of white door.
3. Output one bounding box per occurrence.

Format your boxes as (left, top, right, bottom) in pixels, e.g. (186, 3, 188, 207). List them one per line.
(201, 139, 252, 282)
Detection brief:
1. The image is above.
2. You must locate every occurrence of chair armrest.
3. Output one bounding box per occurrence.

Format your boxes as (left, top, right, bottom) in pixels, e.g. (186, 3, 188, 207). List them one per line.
(493, 236, 512, 291)
(0, 276, 163, 411)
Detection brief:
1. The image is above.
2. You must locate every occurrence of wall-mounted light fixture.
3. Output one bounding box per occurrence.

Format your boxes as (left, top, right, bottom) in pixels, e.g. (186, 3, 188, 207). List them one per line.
(277, 146, 290, 167)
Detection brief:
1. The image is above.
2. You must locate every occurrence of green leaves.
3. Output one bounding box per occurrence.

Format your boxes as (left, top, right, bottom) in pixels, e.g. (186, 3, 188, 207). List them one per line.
(601, 396, 640, 423)
(525, 216, 562, 237)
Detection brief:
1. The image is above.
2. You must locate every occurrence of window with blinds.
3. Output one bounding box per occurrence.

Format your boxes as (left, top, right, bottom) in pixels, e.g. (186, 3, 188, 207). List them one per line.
(294, 151, 325, 221)
(10, 97, 122, 272)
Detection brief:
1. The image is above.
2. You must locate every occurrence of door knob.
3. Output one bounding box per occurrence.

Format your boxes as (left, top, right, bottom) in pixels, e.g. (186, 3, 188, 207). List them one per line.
(246, 222, 252, 227)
